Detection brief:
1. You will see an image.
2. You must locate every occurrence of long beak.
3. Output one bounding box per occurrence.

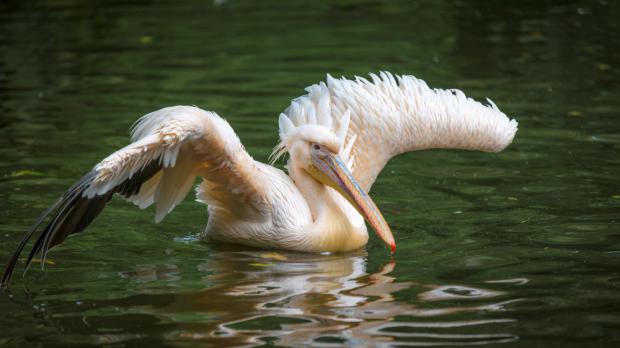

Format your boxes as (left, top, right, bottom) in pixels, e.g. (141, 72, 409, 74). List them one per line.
(307, 150, 396, 253)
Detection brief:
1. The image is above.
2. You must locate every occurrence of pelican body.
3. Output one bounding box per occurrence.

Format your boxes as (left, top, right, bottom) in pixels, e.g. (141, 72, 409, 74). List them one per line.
(1, 72, 518, 287)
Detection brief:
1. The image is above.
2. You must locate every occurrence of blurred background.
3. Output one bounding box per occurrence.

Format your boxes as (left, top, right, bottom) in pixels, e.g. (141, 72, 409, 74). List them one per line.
(0, 0, 619, 347)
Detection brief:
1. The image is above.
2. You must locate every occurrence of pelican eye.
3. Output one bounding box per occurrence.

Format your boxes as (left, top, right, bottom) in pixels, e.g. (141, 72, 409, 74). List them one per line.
(312, 144, 320, 150)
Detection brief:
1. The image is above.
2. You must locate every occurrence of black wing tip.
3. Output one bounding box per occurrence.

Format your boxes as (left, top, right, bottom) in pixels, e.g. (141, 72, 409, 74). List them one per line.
(1, 273, 11, 289)
(1, 161, 163, 288)
(1, 265, 20, 290)
(1, 215, 49, 289)
(1, 259, 15, 289)
(0, 170, 98, 289)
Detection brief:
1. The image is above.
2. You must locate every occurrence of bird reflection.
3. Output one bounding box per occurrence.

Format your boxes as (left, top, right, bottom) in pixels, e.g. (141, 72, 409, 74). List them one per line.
(115, 246, 520, 346)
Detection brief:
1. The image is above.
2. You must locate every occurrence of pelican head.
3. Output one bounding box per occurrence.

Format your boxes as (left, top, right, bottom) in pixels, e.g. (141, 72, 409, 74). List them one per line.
(274, 107, 396, 253)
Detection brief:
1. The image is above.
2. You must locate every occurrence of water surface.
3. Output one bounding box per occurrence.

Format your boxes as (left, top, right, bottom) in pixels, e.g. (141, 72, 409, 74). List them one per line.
(1, 0, 619, 347)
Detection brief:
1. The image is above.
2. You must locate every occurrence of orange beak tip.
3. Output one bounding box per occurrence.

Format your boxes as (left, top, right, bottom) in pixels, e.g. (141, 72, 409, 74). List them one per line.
(390, 242, 396, 253)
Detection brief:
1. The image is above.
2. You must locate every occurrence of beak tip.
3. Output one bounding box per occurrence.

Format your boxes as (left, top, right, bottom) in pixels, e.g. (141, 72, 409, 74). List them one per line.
(390, 242, 396, 253)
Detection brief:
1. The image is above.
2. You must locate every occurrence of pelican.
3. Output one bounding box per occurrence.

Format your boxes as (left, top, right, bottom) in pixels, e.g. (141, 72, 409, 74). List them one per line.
(1, 72, 518, 287)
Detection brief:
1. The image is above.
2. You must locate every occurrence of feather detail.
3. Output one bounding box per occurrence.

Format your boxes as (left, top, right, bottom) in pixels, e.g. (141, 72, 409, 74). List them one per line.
(336, 109, 351, 144)
(278, 113, 295, 140)
(341, 134, 357, 163)
(274, 72, 518, 191)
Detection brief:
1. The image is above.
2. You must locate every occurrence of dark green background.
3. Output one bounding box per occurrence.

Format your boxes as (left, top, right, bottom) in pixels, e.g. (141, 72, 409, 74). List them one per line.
(1, 0, 619, 347)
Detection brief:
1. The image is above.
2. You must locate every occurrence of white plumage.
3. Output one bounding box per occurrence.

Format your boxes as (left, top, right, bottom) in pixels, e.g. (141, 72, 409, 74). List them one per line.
(1, 72, 517, 288)
(279, 72, 517, 190)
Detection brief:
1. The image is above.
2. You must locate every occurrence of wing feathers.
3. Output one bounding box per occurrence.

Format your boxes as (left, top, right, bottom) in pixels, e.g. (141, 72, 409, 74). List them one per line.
(1, 161, 160, 287)
(275, 72, 517, 191)
(128, 170, 163, 209)
(153, 146, 197, 223)
(2, 106, 266, 288)
(283, 72, 518, 191)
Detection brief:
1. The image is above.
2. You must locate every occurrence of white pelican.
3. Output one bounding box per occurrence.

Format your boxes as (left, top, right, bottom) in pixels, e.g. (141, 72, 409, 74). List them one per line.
(1, 72, 517, 287)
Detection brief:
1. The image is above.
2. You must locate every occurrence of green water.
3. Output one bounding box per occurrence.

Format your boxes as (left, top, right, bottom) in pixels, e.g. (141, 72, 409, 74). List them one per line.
(1, 0, 619, 346)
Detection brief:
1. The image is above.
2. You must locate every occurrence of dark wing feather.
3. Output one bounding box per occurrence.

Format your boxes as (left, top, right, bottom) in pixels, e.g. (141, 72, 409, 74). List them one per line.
(1, 160, 161, 288)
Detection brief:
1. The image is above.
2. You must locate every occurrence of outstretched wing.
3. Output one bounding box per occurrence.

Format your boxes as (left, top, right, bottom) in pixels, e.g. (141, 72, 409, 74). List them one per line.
(283, 72, 518, 191)
(1, 106, 266, 287)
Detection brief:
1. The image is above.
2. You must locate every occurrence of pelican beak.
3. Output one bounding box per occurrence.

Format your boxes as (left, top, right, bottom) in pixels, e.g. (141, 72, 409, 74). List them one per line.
(307, 148, 396, 253)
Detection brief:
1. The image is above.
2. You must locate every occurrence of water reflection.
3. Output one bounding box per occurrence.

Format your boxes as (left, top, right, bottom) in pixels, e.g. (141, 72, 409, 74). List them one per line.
(106, 247, 520, 346)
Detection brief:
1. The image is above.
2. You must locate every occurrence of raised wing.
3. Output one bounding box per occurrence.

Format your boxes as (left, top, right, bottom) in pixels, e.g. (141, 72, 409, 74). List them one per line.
(1, 106, 265, 287)
(283, 72, 518, 191)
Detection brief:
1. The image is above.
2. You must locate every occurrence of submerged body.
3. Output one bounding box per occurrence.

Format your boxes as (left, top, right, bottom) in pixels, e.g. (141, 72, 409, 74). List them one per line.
(1, 72, 517, 287)
(203, 162, 368, 252)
